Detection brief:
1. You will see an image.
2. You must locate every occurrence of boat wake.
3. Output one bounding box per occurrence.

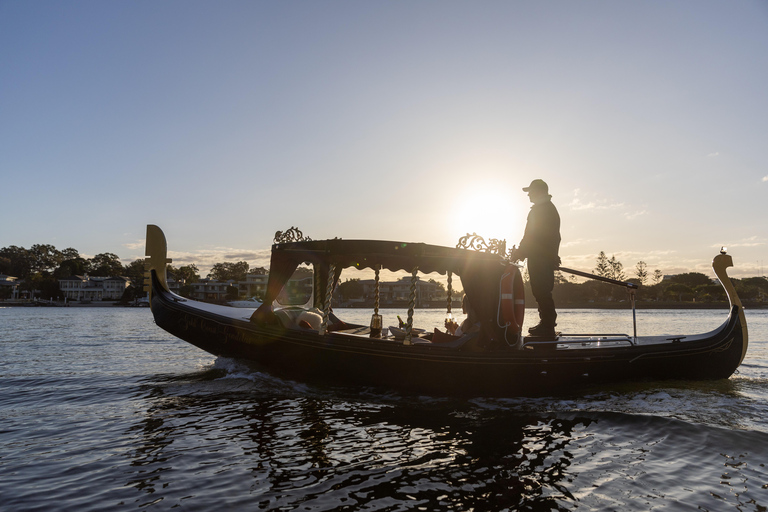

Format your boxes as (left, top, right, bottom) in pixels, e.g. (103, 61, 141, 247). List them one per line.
(142, 352, 768, 438)
(211, 357, 315, 395)
(469, 380, 768, 434)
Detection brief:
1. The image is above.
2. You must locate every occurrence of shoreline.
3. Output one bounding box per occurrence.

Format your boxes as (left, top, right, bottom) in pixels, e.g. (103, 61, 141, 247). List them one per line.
(338, 300, 768, 310)
(0, 300, 141, 308)
(3, 300, 766, 310)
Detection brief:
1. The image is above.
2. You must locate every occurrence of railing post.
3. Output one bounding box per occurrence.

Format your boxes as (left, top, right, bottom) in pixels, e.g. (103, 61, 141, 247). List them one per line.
(630, 288, 637, 344)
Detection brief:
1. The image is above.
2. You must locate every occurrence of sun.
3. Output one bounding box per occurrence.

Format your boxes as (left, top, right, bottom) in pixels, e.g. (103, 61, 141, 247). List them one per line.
(450, 186, 529, 248)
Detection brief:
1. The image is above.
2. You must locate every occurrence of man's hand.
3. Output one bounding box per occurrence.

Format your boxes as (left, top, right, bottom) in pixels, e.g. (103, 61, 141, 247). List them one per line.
(509, 248, 523, 263)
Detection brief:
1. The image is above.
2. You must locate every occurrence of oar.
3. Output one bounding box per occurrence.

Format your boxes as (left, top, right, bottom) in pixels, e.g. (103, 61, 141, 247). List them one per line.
(557, 266, 639, 289)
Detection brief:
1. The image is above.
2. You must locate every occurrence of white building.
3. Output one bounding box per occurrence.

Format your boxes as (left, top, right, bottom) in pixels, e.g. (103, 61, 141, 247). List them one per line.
(58, 275, 132, 301)
(101, 276, 132, 299)
(0, 274, 20, 299)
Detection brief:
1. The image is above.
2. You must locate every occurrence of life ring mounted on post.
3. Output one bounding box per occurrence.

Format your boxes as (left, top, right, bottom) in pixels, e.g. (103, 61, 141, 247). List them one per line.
(498, 264, 525, 337)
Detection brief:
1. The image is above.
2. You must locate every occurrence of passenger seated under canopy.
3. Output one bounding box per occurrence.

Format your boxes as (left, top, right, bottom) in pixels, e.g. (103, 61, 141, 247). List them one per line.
(445, 294, 480, 337)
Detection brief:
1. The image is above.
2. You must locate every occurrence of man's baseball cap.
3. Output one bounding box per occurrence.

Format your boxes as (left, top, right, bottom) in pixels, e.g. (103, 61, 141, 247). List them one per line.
(522, 179, 548, 193)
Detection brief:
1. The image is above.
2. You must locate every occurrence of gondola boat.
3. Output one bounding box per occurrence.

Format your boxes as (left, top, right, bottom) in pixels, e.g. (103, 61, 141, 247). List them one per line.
(144, 225, 748, 395)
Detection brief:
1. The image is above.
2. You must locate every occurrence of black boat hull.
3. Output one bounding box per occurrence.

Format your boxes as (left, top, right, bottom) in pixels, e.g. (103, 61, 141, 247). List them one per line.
(149, 274, 745, 396)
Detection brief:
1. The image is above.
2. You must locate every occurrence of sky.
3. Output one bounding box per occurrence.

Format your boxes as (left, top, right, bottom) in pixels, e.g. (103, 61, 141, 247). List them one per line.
(1, 0, 767, 281)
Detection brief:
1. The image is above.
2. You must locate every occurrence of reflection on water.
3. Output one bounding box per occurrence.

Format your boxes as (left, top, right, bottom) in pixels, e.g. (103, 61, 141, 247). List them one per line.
(127, 374, 591, 510)
(121, 366, 768, 511)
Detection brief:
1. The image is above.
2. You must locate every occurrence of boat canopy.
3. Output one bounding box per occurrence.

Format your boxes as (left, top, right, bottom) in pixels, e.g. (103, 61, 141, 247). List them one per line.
(251, 239, 510, 326)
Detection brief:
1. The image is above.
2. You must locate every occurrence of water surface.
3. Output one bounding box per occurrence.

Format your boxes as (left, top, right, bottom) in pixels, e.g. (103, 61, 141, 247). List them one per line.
(1, 307, 767, 510)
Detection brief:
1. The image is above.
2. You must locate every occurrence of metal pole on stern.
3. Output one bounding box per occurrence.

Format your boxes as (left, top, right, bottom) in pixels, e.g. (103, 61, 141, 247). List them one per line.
(558, 265, 640, 345)
(630, 288, 637, 344)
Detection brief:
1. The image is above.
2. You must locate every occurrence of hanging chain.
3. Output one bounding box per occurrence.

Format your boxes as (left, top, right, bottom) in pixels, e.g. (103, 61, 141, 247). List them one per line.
(369, 265, 383, 338)
(320, 263, 336, 334)
(446, 271, 453, 316)
(373, 266, 380, 316)
(404, 267, 418, 345)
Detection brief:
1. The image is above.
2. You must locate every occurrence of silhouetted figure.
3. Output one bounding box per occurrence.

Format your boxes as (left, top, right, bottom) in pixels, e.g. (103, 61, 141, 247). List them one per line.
(511, 179, 561, 337)
(445, 294, 480, 336)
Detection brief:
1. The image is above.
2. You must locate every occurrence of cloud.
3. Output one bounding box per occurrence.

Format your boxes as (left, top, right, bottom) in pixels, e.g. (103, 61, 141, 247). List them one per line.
(117, 245, 273, 277)
(165, 247, 273, 274)
(223, 251, 270, 261)
(567, 189, 652, 225)
(567, 190, 625, 211)
(560, 238, 603, 249)
(624, 210, 647, 220)
(707, 152, 720, 158)
(712, 236, 766, 249)
(123, 239, 145, 250)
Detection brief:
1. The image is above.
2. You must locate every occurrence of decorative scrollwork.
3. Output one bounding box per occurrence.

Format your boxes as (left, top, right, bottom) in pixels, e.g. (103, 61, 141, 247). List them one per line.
(274, 227, 312, 244)
(456, 232, 484, 251)
(456, 232, 512, 259)
(456, 232, 506, 254)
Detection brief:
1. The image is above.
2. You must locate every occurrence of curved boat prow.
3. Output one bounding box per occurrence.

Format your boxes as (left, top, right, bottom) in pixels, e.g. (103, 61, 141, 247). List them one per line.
(145, 225, 172, 307)
(713, 249, 748, 364)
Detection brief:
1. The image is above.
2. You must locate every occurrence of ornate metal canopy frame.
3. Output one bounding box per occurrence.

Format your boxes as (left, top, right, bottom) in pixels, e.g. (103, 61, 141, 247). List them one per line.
(274, 227, 312, 244)
(456, 232, 513, 260)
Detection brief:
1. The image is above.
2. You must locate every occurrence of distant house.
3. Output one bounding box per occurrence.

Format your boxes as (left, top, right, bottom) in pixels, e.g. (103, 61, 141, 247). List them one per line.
(278, 275, 313, 305)
(0, 274, 20, 299)
(165, 273, 185, 296)
(59, 274, 132, 301)
(189, 279, 234, 302)
(102, 276, 132, 299)
(359, 276, 440, 305)
(237, 273, 269, 299)
(194, 273, 439, 306)
(234, 273, 311, 303)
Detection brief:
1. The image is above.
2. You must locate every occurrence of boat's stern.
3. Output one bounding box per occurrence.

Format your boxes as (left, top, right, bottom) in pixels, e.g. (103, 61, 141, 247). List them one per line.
(713, 249, 749, 365)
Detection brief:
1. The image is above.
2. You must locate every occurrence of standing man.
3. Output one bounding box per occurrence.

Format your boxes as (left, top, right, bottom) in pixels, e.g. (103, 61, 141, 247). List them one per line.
(511, 179, 561, 337)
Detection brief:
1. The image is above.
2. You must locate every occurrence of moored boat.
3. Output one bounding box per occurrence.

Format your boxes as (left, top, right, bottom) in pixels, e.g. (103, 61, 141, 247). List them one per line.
(226, 297, 263, 308)
(144, 225, 748, 395)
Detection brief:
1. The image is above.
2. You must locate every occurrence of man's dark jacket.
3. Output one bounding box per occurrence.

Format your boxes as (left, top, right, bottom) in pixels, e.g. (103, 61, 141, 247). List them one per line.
(518, 197, 561, 264)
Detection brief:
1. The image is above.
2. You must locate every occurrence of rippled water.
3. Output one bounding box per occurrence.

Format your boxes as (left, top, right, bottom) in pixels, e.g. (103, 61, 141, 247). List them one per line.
(2, 306, 768, 511)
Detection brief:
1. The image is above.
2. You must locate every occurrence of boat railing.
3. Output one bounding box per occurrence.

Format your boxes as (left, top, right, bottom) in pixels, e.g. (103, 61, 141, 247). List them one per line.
(524, 333, 635, 351)
(558, 333, 633, 338)
(558, 266, 640, 345)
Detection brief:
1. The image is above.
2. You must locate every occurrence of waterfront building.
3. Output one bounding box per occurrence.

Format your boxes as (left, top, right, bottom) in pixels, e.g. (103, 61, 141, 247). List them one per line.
(237, 273, 269, 299)
(189, 279, 235, 302)
(165, 273, 185, 296)
(358, 277, 441, 306)
(0, 274, 20, 299)
(58, 275, 132, 301)
(102, 276, 132, 299)
(235, 273, 311, 304)
(188, 273, 440, 306)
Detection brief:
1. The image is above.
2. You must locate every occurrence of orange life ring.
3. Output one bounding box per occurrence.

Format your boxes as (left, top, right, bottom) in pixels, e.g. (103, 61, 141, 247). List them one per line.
(499, 264, 525, 333)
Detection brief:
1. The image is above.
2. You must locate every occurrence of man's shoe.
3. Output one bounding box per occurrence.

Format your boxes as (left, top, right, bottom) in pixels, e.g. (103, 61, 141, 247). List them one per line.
(527, 324, 556, 337)
(528, 322, 556, 333)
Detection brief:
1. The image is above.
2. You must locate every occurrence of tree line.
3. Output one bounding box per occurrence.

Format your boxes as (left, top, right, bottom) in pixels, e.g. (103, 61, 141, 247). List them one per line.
(550, 251, 768, 304)
(0, 244, 132, 299)
(0, 243, 266, 301)
(2, 243, 766, 303)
